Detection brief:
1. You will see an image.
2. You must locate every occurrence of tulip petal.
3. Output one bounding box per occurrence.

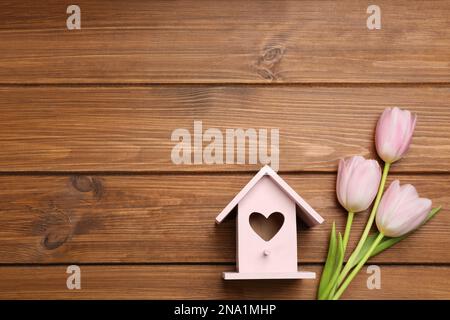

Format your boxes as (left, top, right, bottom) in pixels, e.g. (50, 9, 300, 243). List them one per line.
(376, 180, 401, 230)
(375, 107, 416, 163)
(386, 198, 431, 237)
(376, 180, 432, 237)
(346, 160, 381, 212)
(336, 156, 381, 212)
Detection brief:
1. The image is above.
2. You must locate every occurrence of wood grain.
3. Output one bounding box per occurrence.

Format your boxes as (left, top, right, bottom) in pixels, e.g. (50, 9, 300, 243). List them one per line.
(0, 0, 449, 300)
(0, 265, 447, 299)
(0, 0, 449, 83)
(1, 86, 449, 172)
(0, 174, 447, 264)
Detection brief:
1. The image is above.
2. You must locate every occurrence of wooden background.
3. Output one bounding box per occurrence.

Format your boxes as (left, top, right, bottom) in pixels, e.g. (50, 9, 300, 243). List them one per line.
(0, 0, 449, 299)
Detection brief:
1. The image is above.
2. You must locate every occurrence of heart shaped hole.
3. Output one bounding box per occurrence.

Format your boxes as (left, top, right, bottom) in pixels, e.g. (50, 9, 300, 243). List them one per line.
(249, 212, 285, 242)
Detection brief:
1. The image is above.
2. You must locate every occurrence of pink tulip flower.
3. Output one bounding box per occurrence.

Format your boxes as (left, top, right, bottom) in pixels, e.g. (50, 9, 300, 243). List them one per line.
(337, 156, 382, 213)
(376, 180, 432, 237)
(375, 107, 417, 163)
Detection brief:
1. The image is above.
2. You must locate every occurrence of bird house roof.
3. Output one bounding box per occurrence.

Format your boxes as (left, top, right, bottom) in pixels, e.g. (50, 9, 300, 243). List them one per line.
(215, 165, 324, 226)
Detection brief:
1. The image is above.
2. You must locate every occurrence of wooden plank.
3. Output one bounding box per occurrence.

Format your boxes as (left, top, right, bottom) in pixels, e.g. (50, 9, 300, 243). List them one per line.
(0, 264, 447, 299)
(1, 86, 449, 172)
(0, 0, 449, 84)
(0, 174, 447, 264)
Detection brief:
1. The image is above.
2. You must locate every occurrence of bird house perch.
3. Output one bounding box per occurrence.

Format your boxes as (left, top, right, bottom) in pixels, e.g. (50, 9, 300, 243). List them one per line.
(216, 165, 324, 280)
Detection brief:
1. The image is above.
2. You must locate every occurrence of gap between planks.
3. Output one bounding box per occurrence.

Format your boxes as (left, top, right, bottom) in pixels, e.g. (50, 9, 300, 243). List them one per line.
(0, 83, 449, 88)
(0, 262, 449, 268)
(0, 171, 449, 176)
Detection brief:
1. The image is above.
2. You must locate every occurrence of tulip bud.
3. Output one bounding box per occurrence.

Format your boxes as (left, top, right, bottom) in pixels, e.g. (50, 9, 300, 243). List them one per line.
(376, 180, 432, 237)
(375, 107, 417, 163)
(336, 156, 381, 213)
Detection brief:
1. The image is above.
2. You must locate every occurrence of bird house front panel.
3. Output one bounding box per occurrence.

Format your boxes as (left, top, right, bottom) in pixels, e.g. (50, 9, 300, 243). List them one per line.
(237, 176, 298, 273)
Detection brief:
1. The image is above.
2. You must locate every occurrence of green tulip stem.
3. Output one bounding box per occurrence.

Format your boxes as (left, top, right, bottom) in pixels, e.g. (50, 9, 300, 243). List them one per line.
(337, 161, 391, 286)
(343, 211, 354, 252)
(333, 232, 384, 300)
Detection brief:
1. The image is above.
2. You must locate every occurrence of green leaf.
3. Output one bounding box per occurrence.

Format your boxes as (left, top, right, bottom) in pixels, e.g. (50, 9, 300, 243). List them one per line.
(319, 231, 344, 300)
(370, 207, 441, 257)
(371, 237, 401, 257)
(347, 233, 378, 270)
(317, 222, 337, 299)
(327, 232, 345, 299)
(424, 206, 441, 224)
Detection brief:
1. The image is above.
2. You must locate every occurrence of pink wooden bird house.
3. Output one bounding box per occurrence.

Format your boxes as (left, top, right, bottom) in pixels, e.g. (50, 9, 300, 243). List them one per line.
(216, 165, 324, 280)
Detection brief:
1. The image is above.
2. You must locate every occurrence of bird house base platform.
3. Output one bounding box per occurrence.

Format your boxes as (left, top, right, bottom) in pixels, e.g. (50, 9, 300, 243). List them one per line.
(223, 271, 316, 280)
